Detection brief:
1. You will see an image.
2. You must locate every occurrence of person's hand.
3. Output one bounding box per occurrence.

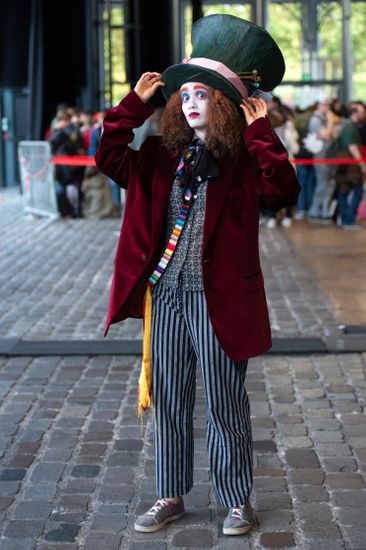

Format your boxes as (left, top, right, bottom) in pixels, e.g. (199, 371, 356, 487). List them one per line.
(134, 72, 165, 103)
(240, 97, 268, 126)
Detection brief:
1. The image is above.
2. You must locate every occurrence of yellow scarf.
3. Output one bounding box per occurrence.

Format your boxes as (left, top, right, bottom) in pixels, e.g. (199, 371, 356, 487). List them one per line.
(138, 285, 153, 415)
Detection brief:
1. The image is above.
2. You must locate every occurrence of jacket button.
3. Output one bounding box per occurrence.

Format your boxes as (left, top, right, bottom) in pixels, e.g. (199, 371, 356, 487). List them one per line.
(141, 254, 147, 261)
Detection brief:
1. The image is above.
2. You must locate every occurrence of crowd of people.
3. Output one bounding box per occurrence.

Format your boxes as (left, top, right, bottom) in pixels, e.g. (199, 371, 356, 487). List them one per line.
(46, 96, 366, 229)
(266, 96, 366, 230)
(45, 106, 119, 219)
(46, 104, 163, 220)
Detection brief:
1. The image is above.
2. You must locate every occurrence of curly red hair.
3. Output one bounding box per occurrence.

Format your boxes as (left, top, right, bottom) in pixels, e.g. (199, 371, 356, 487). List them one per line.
(160, 89, 246, 159)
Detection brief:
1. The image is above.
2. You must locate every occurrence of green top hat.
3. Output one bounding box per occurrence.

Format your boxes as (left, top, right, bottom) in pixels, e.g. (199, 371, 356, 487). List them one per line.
(161, 14, 285, 106)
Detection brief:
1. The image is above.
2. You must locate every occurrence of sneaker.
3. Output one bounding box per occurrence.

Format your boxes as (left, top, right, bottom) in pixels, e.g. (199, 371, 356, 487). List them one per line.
(294, 210, 305, 220)
(266, 218, 277, 229)
(342, 224, 361, 230)
(134, 498, 185, 533)
(223, 502, 257, 536)
(281, 216, 292, 228)
(318, 217, 333, 225)
(328, 199, 338, 217)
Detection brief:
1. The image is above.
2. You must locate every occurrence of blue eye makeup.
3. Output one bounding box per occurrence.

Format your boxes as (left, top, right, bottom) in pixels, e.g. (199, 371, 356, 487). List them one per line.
(180, 88, 209, 102)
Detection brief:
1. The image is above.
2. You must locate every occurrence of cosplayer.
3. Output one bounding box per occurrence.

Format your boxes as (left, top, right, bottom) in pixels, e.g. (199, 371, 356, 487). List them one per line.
(96, 14, 300, 537)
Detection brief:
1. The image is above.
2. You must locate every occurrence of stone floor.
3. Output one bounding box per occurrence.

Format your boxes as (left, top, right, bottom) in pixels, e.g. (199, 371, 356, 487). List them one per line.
(0, 188, 366, 549)
(285, 220, 366, 326)
(0, 353, 365, 550)
(0, 189, 341, 342)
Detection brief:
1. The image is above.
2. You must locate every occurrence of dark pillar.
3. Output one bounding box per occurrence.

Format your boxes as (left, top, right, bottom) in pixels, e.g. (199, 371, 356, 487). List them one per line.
(192, 0, 204, 23)
(0, 1, 30, 88)
(301, 0, 319, 81)
(26, 0, 43, 140)
(137, 0, 175, 107)
(41, 0, 86, 136)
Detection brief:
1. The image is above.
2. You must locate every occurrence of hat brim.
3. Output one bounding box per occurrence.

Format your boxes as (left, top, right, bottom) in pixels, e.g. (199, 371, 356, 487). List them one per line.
(161, 64, 247, 106)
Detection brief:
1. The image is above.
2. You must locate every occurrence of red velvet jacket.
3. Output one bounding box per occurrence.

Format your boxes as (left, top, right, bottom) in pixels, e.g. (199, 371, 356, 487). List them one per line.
(95, 91, 300, 360)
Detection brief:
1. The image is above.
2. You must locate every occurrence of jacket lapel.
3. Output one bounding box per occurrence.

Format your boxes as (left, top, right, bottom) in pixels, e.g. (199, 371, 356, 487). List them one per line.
(151, 151, 178, 246)
(203, 155, 240, 252)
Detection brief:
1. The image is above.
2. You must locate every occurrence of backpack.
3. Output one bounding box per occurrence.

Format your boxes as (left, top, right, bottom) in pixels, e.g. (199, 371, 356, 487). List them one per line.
(302, 132, 323, 155)
(294, 112, 314, 158)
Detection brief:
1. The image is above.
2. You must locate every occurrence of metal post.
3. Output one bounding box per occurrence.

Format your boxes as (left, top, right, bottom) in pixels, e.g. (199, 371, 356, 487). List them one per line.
(0, 92, 4, 187)
(83, 0, 96, 112)
(97, 1, 106, 110)
(133, 0, 142, 79)
(301, 0, 318, 81)
(252, 0, 267, 28)
(170, 0, 181, 63)
(341, 0, 352, 104)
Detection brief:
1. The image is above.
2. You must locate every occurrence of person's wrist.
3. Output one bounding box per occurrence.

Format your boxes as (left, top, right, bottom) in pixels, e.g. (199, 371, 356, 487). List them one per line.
(133, 87, 146, 103)
(247, 115, 266, 126)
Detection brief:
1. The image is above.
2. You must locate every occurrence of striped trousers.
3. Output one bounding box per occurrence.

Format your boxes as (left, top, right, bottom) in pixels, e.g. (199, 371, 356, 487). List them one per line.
(151, 283, 253, 507)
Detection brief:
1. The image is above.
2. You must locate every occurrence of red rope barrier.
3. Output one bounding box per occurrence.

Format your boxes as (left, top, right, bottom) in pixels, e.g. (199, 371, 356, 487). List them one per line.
(51, 155, 365, 167)
(291, 157, 366, 165)
(52, 156, 96, 166)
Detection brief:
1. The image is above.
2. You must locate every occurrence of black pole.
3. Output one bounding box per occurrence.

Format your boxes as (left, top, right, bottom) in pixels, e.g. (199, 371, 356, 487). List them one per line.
(26, 0, 43, 140)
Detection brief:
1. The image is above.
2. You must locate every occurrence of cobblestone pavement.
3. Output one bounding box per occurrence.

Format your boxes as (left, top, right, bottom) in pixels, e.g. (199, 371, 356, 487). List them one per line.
(1, 189, 366, 549)
(0, 191, 339, 342)
(0, 352, 366, 549)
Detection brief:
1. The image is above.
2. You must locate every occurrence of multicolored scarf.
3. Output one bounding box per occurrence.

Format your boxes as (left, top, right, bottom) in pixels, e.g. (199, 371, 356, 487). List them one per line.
(137, 140, 218, 415)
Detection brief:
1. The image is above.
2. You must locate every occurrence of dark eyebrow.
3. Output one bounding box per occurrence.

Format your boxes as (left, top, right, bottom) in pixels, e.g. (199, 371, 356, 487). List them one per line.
(180, 85, 209, 93)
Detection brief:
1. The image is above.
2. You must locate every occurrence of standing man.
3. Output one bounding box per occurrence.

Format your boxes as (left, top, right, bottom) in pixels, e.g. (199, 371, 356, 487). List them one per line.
(294, 105, 317, 219)
(336, 107, 365, 229)
(308, 99, 335, 221)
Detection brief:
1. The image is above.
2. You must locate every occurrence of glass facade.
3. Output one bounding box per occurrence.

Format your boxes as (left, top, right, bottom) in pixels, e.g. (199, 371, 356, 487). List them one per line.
(180, 0, 366, 106)
(98, 0, 132, 108)
(96, 0, 366, 109)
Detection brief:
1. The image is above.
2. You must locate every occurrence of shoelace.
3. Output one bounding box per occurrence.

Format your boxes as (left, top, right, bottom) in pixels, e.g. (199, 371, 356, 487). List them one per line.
(146, 498, 169, 516)
(231, 505, 249, 521)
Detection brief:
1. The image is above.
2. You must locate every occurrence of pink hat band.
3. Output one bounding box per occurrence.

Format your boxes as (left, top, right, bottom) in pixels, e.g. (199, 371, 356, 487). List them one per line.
(182, 56, 248, 98)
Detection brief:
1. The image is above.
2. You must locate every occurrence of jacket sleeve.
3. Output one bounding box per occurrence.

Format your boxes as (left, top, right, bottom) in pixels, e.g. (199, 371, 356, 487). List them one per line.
(243, 116, 301, 211)
(94, 91, 154, 189)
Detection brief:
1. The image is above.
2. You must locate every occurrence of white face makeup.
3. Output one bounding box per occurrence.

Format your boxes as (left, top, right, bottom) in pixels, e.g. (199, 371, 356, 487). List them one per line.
(180, 82, 212, 139)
